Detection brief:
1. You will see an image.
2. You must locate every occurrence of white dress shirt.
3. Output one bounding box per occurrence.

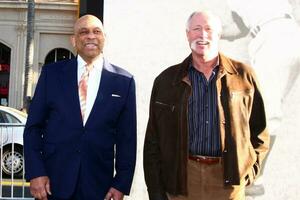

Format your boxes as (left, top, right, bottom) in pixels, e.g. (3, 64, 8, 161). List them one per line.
(77, 55, 103, 125)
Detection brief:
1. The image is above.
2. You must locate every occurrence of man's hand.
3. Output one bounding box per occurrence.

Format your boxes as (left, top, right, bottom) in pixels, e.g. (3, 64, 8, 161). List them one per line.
(30, 176, 51, 200)
(104, 187, 124, 200)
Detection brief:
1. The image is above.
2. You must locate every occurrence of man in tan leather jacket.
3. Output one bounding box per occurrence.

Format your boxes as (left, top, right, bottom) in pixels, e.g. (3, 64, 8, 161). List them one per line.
(143, 10, 270, 200)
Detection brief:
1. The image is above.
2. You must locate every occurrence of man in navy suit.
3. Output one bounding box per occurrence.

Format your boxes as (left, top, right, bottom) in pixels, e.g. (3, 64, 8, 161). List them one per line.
(23, 15, 137, 200)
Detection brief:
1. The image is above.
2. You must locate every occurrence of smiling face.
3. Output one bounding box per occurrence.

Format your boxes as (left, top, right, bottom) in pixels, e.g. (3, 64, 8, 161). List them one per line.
(186, 12, 222, 60)
(71, 15, 105, 64)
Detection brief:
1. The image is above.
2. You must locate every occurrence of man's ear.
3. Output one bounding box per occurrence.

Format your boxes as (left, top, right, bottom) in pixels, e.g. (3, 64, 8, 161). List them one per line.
(186, 30, 191, 43)
(70, 35, 76, 48)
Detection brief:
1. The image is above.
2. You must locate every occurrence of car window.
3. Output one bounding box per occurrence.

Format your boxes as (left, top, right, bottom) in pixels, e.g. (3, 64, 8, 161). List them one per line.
(0, 111, 5, 123)
(1, 111, 21, 123)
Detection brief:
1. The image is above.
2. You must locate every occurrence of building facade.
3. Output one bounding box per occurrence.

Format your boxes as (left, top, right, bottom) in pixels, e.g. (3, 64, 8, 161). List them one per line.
(0, 0, 78, 109)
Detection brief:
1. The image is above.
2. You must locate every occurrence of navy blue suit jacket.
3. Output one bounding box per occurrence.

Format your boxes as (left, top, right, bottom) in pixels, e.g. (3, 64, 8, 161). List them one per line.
(23, 58, 137, 199)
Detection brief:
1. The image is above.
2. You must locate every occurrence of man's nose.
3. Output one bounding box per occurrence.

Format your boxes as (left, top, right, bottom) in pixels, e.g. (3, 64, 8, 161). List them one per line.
(197, 29, 208, 37)
(86, 31, 97, 38)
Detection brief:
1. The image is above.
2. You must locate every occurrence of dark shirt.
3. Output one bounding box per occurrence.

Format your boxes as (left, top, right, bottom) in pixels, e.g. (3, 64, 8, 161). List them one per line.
(188, 64, 221, 157)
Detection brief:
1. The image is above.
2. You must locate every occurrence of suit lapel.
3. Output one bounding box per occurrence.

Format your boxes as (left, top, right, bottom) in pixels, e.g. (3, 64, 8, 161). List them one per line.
(85, 60, 114, 126)
(59, 58, 83, 125)
(94, 59, 114, 103)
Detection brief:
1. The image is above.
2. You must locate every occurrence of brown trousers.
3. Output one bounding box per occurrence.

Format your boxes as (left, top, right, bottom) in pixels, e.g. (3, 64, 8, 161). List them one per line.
(167, 160, 245, 200)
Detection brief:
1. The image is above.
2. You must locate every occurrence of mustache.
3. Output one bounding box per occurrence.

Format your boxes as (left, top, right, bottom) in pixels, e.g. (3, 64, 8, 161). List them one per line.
(190, 39, 201, 50)
(190, 38, 209, 50)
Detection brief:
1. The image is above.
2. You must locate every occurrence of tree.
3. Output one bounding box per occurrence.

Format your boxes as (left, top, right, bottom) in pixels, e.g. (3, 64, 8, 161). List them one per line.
(23, 0, 35, 110)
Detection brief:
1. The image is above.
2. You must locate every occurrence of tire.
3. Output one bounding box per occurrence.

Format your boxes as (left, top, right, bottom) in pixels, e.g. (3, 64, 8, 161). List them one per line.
(1, 146, 24, 178)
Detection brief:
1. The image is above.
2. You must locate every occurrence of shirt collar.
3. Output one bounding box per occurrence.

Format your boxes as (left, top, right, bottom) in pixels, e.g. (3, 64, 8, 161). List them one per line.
(189, 56, 220, 72)
(77, 55, 104, 70)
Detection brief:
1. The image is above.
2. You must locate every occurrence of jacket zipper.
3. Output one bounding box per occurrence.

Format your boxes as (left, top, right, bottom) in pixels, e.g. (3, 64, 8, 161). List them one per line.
(155, 101, 175, 112)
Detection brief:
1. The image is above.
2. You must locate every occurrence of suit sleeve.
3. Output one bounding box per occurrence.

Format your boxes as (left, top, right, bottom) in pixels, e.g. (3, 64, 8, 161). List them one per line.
(247, 72, 270, 184)
(111, 77, 137, 195)
(23, 66, 49, 181)
(143, 79, 168, 200)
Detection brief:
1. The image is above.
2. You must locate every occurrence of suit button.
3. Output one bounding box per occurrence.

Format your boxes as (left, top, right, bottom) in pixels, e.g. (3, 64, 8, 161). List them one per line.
(76, 150, 81, 153)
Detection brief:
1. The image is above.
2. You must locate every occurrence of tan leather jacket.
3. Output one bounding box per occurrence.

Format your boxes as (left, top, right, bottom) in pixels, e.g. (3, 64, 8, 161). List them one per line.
(143, 54, 270, 200)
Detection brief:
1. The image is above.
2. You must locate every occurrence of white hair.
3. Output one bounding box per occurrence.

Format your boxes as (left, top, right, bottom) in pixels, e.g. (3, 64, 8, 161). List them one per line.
(185, 10, 222, 34)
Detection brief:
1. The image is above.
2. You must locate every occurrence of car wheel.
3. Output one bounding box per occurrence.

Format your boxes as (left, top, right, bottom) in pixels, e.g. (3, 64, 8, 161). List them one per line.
(1, 146, 24, 178)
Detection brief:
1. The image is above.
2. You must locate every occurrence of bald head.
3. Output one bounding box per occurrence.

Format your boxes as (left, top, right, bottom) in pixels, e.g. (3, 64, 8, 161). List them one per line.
(74, 14, 104, 34)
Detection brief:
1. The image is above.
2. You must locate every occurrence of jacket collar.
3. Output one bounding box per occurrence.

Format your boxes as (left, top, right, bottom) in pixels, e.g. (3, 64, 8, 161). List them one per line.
(172, 53, 238, 85)
(102, 58, 114, 72)
(218, 53, 238, 76)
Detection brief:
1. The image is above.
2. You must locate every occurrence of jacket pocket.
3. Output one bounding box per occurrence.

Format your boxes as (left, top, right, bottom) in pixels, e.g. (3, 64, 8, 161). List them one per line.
(154, 101, 175, 112)
(229, 89, 254, 125)
(230, 89, 253, 96)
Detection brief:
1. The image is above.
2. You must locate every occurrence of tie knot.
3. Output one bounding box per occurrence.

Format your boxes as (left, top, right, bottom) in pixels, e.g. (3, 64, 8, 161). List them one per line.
(85, 64, 93, 72)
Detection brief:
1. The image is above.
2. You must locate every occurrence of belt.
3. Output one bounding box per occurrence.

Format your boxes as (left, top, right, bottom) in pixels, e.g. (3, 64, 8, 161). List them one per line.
(250, 13, 292, 38)
(189, 155, 221, 165)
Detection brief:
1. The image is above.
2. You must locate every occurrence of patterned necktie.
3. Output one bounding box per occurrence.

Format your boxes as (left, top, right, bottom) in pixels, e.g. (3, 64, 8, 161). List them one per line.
(79, 64, 93, 120)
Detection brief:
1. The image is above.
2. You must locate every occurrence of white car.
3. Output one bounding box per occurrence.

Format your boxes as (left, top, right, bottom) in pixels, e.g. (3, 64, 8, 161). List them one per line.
(0, 106, 27, 178)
